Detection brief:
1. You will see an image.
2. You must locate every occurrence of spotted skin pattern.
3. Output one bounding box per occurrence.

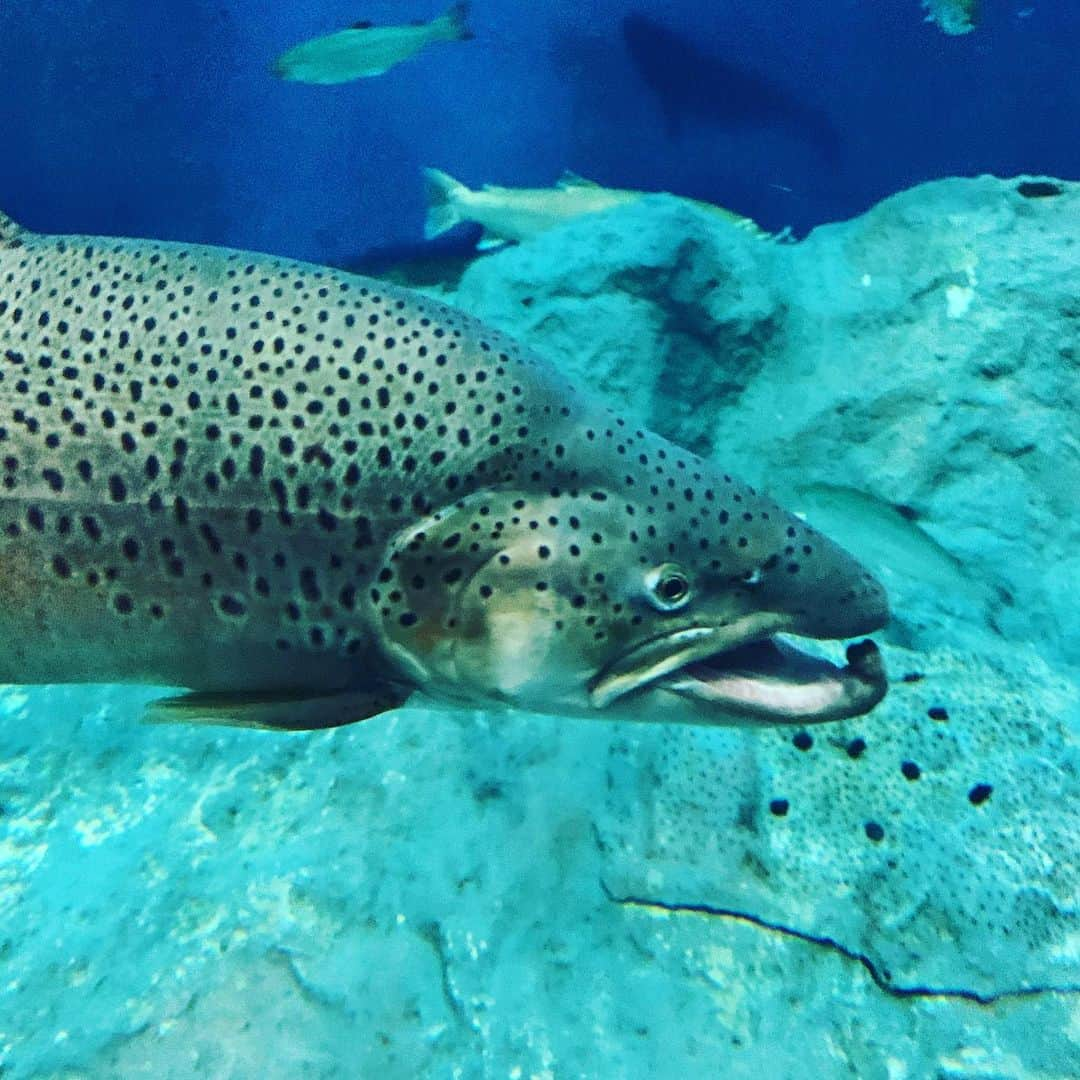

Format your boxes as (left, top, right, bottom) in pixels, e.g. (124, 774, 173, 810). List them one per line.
(0, 213, 886, 726)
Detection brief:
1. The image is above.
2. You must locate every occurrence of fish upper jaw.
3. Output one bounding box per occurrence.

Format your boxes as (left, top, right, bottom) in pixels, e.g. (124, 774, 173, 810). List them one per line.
(588, 612, 786, 709)
(767, 529, 892, 642)
(792, 564, 891, 642)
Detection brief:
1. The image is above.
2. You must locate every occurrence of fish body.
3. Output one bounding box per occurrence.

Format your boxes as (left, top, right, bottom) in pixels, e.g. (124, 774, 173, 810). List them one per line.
(274, 3, 472, 85)
(423, 168, 769, 248)
(621, 13, 841, 158)
(0, 211, 887, 730)
(922, 0, 978, 35)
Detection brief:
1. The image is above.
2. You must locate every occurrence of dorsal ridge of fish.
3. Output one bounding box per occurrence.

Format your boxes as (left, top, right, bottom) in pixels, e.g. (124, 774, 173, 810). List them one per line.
(556, 171, 600, 190)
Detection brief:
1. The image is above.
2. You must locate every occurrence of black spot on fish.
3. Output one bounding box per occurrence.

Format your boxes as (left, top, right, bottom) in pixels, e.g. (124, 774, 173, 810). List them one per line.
(219, 595, 246, 617)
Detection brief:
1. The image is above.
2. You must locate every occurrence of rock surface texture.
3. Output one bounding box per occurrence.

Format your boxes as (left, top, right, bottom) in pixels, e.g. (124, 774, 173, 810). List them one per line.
(2, 176, 1078, 1078)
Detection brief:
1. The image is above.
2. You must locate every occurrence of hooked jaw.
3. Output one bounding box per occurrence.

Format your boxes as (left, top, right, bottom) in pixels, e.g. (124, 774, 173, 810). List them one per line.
(589, 584, 890, 726)
(658, 636, 887, 724)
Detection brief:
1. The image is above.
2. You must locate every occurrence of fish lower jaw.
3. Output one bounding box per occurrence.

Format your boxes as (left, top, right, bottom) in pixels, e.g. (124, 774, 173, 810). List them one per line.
(591, 623, 887, 725)
(658, 637, 887, 725)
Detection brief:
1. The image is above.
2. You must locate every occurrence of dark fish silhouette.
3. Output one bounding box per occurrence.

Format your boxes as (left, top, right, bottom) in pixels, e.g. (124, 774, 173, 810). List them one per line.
(336, 224, 488, 290)
(273, 2, 472, 84)
(622, 13, 841, 159)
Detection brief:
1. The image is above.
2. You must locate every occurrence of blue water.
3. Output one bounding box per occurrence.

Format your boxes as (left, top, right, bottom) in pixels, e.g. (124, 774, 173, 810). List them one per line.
(1, 4, 1079, 1078)
(1, 1, 1077, 259)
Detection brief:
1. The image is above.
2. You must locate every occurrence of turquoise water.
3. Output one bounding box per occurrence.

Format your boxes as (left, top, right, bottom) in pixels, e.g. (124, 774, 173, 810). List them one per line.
(1, 4, 1078, 1078)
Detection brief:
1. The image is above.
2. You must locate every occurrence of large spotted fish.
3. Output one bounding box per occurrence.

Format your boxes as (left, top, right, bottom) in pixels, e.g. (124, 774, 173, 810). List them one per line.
(0, 211, 889, 730)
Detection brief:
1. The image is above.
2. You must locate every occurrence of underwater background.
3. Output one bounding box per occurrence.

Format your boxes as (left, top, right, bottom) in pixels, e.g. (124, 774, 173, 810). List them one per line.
(1, 2, 1079, 1078)
(2, 1, 1079, 257)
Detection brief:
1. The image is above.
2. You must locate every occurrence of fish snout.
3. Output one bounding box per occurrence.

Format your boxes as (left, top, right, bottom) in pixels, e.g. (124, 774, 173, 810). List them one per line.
(775, 535, 890, 641)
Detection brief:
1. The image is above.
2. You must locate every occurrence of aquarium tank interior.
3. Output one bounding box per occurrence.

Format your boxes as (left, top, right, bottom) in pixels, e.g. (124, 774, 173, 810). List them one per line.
(0, 1, 1077, 1077)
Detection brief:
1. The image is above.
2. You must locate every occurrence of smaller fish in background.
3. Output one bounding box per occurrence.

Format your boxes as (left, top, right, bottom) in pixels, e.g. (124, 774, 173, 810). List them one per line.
(336, 226, 489, 290)
(423, 167, 772, 248)
(621, 13, 842, 160)
(273, 2, 473, 85)
(922, 0, 979, 35)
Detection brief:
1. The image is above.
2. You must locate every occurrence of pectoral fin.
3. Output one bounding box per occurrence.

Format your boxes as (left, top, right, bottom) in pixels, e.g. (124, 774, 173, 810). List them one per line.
(144, 684, 411, 731)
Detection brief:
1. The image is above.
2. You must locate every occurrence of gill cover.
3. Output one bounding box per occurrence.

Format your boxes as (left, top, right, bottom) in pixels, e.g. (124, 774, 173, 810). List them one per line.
(367, 490, 610, 711)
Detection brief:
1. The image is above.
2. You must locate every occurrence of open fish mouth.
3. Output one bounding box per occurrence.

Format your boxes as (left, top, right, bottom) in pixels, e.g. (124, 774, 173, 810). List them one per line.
(590, 626, 887, 724)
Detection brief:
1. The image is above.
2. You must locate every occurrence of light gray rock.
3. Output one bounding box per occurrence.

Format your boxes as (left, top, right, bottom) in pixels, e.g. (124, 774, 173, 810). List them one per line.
(1, 639, 1077, 1078)
(2, 178, 1078, 1078)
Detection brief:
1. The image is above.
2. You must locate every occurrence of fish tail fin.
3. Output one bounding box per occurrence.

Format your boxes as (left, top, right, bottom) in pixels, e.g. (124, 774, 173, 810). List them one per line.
(423, 167, 468, 239)
(444, 1, 474, 41)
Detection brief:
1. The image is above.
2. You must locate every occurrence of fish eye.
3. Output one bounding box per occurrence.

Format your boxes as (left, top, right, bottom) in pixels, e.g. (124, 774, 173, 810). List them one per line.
(645, 563, 692, 611)
(741, 568, 762, 586)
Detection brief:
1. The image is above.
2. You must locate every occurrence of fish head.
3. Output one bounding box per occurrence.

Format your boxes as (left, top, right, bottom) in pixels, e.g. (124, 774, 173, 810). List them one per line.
(368, 469, 889, 726)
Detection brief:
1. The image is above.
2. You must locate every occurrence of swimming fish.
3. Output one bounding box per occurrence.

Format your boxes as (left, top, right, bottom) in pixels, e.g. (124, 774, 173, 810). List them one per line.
(922, 0, 978, 35)
(791, 484, 983, 602)
(337, 228, 489, 291)
(273, 3, 472, 85)
(621, 13, 841, 158)
(0, 210, 888, 731)
(423, 168, 770, 248)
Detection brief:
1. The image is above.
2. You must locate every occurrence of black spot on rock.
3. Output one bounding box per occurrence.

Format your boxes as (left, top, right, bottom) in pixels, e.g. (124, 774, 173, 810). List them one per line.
(1017, 180, 1062, 198)
(845, 737, 867, 759)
